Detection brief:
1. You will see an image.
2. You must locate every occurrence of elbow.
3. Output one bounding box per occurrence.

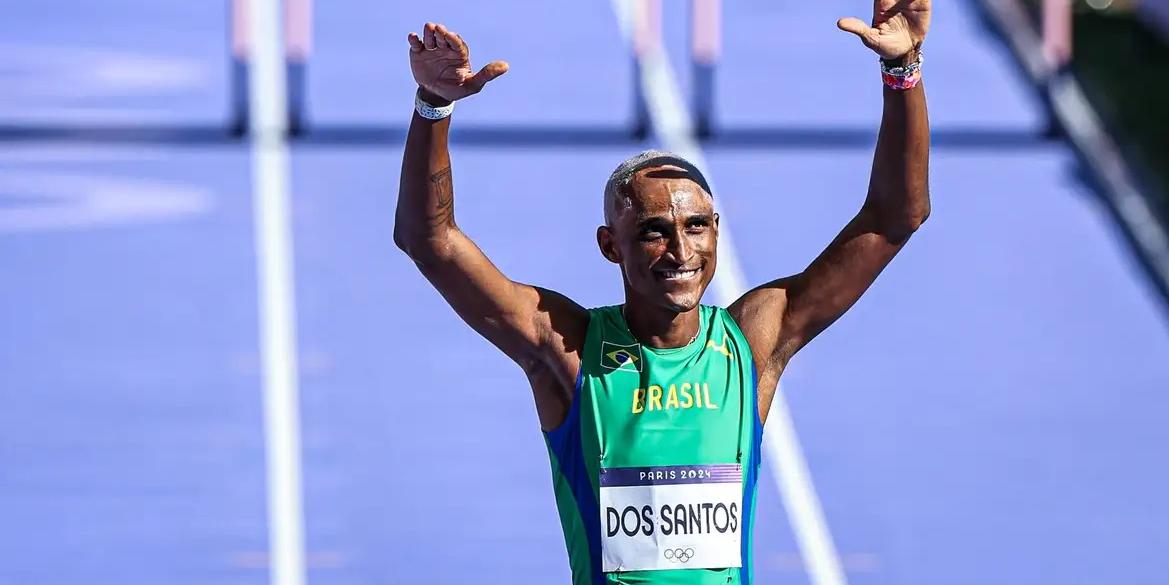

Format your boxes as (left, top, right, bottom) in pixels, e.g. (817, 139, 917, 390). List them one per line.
(393, 225, 454, 265)
(867, 197, 930, 243)
(887, 209, 929, 243)
(904, 201, 930, 232)
(393, 229, 431, 262)
(393, 224, 415, 256)
(894, 183, 931, 232)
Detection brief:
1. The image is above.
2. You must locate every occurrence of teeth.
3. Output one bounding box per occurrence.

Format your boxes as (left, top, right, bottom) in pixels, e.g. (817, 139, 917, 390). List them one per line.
(661, 269, 699, 279)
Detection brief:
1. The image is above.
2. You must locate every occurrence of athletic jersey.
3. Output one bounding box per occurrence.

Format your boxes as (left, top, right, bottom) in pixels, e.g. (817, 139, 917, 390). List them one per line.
(544, 304, 763, 585)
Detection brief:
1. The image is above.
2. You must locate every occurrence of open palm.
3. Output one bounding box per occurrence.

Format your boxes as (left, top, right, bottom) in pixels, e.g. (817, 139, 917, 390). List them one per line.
(838, 0, 931, 60)
(408, 23, 508, 103)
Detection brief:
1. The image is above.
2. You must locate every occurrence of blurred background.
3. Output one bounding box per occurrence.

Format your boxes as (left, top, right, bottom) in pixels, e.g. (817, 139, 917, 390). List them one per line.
(2, 1, 1168, 584)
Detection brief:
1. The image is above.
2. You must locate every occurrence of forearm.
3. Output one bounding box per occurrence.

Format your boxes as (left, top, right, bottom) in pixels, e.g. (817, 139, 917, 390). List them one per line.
(866, 77, 931, 239)
(394, 90, 457, 256)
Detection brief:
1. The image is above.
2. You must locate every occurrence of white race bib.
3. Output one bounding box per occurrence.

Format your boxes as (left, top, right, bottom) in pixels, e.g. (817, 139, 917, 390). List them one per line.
(599, 464, 743, 572)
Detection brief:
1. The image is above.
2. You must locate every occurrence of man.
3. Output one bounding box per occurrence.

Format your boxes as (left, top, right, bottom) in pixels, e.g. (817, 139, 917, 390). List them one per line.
(394, 2, 930, 583)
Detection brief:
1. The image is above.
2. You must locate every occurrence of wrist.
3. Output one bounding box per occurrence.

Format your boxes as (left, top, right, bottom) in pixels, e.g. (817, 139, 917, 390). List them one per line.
(880, 50, 923, 91)
(417, 87, 452, 107)
(880, 45, 922, 68)
(415, 88, 455, 121)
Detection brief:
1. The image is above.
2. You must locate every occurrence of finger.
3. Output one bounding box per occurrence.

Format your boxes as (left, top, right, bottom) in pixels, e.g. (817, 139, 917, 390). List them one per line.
(407, 32, 424, 53)
(435, 24, 455, 49)
(467, 60, 509, 91)
(446, 29, 468, 54)
(423, 22, 438, 50)
(836, 17, 871, 39)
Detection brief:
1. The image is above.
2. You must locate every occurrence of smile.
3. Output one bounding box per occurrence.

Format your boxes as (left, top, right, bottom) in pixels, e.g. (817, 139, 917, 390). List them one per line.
(657, 268, 701, 281)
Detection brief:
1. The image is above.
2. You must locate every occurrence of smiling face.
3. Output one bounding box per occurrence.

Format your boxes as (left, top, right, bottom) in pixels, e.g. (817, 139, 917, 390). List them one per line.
(598, 165, 719, 313)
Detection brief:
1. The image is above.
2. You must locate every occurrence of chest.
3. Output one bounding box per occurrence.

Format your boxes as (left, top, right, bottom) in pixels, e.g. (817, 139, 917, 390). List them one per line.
(584, 354, 749, 468)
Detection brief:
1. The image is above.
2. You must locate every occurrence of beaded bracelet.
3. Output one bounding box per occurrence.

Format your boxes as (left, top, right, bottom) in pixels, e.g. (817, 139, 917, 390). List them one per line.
(881, 52, 923, 91)
(415, 91, 455, 120)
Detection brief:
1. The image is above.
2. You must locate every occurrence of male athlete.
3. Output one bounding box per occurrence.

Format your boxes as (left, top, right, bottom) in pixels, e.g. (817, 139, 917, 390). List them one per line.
(395, 2, 930, 583)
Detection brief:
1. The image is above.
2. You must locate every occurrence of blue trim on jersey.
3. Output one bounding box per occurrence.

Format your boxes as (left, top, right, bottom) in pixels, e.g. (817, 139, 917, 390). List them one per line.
(544, 370, 604, 585)
(739, 363, 764, 585)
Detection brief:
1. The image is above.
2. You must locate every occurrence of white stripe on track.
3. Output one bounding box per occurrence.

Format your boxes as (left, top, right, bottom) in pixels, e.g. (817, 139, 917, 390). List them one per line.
(247, 0, 307, 584)
(611, 1, 848, 583)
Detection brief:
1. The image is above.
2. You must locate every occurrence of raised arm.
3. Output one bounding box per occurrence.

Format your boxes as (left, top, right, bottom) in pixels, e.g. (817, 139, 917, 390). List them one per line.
(730, 1, 931, 417)
(394, 23, 587, 425)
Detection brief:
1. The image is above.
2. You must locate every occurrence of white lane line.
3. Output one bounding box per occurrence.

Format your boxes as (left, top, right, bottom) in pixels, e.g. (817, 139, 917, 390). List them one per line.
(247, 0, 307, 584)
(611, 1, 848, 583)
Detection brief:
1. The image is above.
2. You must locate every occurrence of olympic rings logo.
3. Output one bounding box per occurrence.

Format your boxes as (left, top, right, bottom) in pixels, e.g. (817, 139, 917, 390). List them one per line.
(663, 547, 695, 563)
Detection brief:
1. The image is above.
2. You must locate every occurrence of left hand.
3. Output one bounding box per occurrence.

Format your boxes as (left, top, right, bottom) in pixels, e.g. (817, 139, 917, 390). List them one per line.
(408, 23, 509, 103)
(838, 0, 931, 61)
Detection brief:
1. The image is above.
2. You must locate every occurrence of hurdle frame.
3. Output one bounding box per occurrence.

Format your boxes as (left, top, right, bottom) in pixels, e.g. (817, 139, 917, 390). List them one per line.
(230, 0, 311, 136)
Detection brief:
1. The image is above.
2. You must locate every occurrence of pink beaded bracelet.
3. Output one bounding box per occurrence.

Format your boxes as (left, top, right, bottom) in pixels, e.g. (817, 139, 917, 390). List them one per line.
(881, 52, 923, 90)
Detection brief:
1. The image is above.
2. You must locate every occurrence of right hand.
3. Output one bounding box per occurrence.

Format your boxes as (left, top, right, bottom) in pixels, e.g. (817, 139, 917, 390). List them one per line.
(837, 0, 931, 61)
(408, 23, 509, 104)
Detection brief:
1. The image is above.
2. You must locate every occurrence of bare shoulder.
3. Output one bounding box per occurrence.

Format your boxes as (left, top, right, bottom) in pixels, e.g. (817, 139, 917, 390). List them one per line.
(727, 278, 803, 424)
(726, 276, 797, 376)
(526, 286, 590, 431)
(529, 285, 590, 370)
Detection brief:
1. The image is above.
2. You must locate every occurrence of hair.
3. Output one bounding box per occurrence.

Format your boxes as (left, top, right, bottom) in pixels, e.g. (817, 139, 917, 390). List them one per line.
(603, 150, 713, 225)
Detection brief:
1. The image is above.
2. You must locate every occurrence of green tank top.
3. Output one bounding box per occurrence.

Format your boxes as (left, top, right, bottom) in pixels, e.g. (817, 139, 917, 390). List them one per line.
(544, 305, 762, 585)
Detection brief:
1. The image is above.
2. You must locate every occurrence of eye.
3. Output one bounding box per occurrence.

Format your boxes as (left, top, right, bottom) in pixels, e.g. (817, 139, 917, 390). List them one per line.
(638, 220, 670, 241)
(639, 228, 663, 241)
(685, 218, 710, 233)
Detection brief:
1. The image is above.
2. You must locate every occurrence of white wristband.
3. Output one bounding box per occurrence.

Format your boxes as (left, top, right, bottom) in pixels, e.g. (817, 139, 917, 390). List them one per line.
(415, 92, 454, 120)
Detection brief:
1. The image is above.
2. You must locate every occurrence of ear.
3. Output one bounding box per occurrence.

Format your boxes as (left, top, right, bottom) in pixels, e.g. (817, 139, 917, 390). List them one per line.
(596, 225, 622, 264)
(713, 212, 720, 230)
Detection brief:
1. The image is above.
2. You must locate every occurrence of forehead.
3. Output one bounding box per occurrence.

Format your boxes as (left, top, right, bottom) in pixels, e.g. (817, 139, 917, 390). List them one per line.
(625, 165, 712, 215)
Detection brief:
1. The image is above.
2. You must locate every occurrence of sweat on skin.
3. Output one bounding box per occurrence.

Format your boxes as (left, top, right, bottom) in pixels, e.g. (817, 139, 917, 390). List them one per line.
(599, 163, 720, 319)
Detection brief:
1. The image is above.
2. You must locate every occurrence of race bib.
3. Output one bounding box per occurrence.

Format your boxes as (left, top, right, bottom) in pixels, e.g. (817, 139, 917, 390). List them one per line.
(599, 464, 743, 572)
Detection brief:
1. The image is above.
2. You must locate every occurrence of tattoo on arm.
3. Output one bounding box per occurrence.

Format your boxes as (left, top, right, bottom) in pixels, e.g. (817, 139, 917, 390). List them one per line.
(428, 166, 454, 227)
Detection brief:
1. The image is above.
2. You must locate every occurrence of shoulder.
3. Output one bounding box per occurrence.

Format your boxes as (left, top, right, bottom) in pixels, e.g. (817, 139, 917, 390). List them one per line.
(532, 287, 593, 341)
(723, 286, 788, 335)
(722, 286, 792, 373)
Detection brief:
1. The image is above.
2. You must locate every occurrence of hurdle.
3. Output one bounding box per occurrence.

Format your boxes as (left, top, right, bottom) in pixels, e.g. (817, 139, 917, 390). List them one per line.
(630, 0, 721, 139)
(230, 0, 311, 136)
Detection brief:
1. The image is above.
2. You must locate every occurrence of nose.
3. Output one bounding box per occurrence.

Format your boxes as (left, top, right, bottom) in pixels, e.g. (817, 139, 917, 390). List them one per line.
(665, 231, 693, 265)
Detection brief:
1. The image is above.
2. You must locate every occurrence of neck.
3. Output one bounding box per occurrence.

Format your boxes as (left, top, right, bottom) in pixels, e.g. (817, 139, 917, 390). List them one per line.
(622, 295, 701, 349)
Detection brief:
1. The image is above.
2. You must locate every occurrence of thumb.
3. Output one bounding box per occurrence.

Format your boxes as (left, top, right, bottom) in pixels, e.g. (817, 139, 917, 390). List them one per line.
(837, 17, 872, 40)
(468, 60, 509, 92)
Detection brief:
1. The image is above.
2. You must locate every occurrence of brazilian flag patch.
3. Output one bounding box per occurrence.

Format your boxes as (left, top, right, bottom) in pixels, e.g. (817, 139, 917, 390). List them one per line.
(600, 341, 642, 373)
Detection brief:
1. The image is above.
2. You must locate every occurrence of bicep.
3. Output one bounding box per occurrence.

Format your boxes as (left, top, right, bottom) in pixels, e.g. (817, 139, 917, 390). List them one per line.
(731, 205, 910, 367)
(781, 205, 910, 353)
(409, 228, 587, 367)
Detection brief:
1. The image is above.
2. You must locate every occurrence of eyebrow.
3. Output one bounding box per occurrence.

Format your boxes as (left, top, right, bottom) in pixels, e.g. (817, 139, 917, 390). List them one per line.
(636, 216, 671, 230)
(635, 212, 714, 229)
